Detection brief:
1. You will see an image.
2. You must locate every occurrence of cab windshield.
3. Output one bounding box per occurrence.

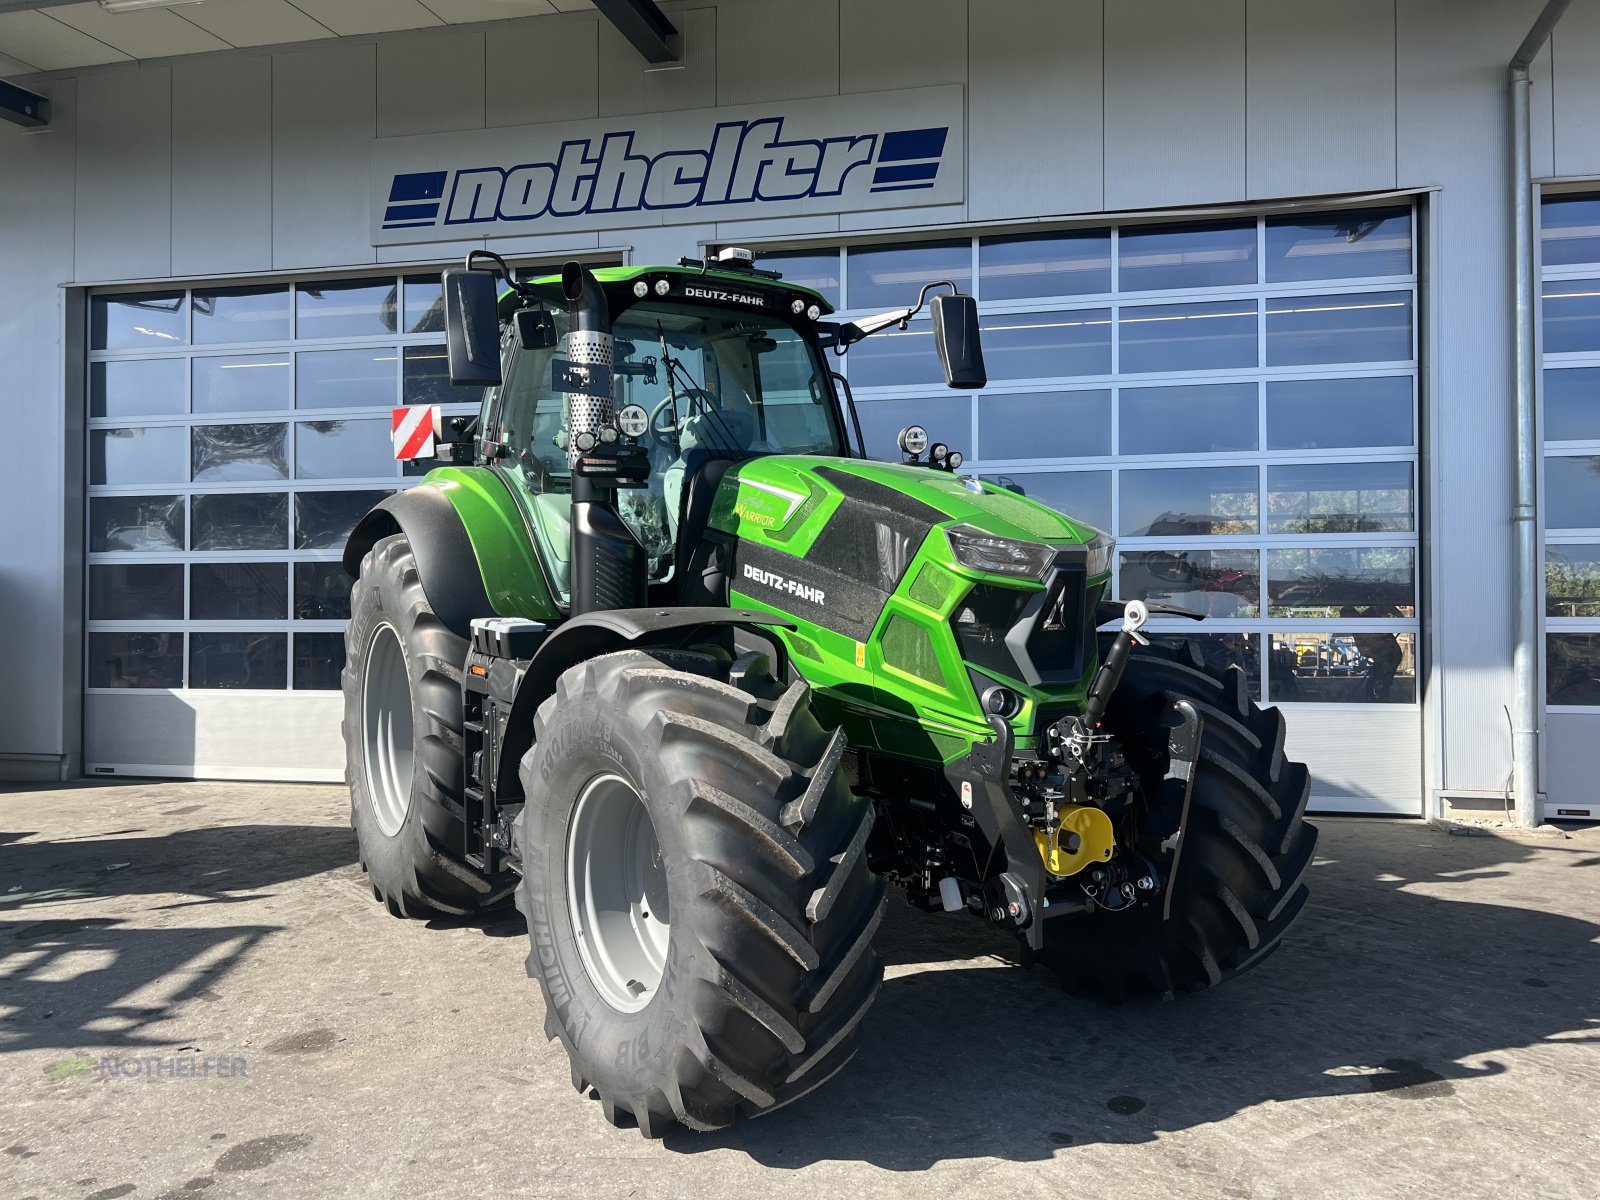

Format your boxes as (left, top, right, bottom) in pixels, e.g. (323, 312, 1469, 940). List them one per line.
(488, 298, 843, 603)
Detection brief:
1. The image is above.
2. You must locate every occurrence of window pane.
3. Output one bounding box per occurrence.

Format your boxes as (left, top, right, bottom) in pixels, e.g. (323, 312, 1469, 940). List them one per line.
(979, 230, 1110, 300)
(404, 344, 479, 408)
(855, 394, 970, 460)
(1541, 196, 1600, 268)
(982, 308, 1112, 379)
(1119, 466, 1259, 536)
(192, 285, 291, 344)
(403, 274, 445, 333)
(1542, 279, 1600, 355)
(296, 277, 398, 339)
(1547, 544, 1600, 617)
(1545, 455, 1600, 529)
(1145, 632, 1260, 699)
(1264, 206, 1412, 282)
(1266, 376, 1413, 450)
(1543, 367, 1600, 442)
(88, 632, 183, 689)
(191, 563, 287, 620)
(1119, 383, 1257, 455)
(1547, 633, 1600, 704)
(295, 561, 354, 620)
(1266, 291, 1411, 366)
(847, 241, 970, 310)
(191, 423, 289, 483)
(91, 359, 185, 419)
(191, 492, 287, 551)
(296, 490, 393, 549)
(760, 250, 841, 309)
(979, 390, 1110, 460)
(1118, 301, 1257, 374)
(192, 355, 290, 415)
(89, 563, 183, 621)
(847, 322, 943, 387)
(1266, 462, 1413, 533)
(1267, 547, 1415, 618)
(189, 632, 286, 689)
(984, 471, 1111, 532)
(91, 426, 187, 486)
(90, 495, 184, 552)
(1117, 220, 1256, 290)
(1120, 548, 1259, 616)
(296, 418, 396, 479)
(294, 632, 347, 690)
(91, 292, 186, 351)
(297, 348, 399, 410)
(1269, 632, 1415, 703)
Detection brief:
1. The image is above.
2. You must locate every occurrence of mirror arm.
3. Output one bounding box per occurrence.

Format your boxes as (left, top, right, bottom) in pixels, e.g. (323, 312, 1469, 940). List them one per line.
(828, 279, 961, 349)
(465, 249, 534, 302)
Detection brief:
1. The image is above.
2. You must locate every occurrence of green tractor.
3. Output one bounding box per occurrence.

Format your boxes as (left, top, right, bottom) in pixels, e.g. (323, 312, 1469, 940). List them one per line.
(341, 248, 1316, 1137)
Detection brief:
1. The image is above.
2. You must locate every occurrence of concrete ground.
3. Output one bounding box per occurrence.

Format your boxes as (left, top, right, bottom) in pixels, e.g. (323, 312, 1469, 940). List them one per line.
(0, 783, 1596, 1200)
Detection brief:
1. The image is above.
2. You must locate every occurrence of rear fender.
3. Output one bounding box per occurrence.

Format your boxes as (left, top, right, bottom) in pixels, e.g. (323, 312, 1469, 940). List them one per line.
(496, 607, 796, 799)
(343, 487, 492, 640)
(343, 469, 556, 638)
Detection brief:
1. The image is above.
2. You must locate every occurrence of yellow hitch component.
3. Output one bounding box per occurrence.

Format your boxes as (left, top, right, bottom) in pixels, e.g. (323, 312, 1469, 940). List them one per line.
(1034, 804, 1116, 878)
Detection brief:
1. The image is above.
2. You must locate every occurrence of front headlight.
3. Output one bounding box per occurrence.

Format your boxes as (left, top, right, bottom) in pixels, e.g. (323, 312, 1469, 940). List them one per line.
(1084, 529, 1114, 578)
(945, 524, 1055, 580)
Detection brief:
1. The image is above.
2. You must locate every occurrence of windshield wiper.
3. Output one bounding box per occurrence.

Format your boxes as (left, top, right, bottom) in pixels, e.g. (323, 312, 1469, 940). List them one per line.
(656, 321, 744, 457)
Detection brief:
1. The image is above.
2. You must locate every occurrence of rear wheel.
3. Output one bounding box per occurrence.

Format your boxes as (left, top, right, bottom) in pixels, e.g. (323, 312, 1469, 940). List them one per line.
(343, 533, 515, 917)
(1033, 639, 1317, 997)
(515, 648, 884, 1137)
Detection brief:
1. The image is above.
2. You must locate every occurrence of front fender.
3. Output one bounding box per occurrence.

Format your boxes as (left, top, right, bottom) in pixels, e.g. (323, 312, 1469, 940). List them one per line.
(495, 607, 797, 799)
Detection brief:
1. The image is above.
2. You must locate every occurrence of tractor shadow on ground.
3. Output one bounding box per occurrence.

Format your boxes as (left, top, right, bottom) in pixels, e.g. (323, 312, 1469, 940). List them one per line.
(0, 820, 356, 1054)
(0, 822, 356, 913)
(673, 829, 1600, 1168)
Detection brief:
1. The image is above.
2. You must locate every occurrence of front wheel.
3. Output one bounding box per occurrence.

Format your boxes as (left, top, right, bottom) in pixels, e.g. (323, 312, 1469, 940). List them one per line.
(1033, 639, 1318, 997)
(516, 649, 884, 1137)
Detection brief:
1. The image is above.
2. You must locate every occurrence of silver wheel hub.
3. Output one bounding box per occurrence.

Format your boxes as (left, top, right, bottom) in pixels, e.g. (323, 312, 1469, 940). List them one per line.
(361, 622, 414, 838)
(566, 773, 671, 1013)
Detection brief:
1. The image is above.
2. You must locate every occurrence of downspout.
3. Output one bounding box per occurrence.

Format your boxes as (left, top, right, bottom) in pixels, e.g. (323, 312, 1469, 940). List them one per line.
(1509, 0, 1572, 827)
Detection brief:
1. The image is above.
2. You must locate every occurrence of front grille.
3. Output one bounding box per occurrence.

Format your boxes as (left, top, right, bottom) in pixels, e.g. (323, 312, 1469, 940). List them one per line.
(949, 556, 1095, 687)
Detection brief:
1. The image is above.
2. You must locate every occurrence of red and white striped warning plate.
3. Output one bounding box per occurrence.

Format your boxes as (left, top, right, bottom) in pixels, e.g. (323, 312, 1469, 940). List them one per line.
(392, 405, 440, 460)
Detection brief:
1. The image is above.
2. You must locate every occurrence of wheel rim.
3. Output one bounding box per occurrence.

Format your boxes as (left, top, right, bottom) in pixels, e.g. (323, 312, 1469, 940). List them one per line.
(566, 773, 671, 1013)
(361, 622, 414, 838)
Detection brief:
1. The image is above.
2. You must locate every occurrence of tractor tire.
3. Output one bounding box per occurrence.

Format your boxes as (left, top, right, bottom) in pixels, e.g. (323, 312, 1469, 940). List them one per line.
(514, 648, 884, 1138)
(343, 532, 515, 917)
(1033, 638, 1318, 998)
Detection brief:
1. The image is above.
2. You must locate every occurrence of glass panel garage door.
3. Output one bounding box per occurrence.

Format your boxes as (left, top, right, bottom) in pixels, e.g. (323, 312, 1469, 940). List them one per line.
(1540, 191, 1600, 819)
(82, 263, 590, 779)
(762, 203, 1422, 812)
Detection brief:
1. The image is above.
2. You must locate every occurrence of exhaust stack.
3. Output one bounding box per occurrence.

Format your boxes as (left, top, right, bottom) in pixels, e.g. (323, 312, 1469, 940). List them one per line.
(560, 262, 648, 615)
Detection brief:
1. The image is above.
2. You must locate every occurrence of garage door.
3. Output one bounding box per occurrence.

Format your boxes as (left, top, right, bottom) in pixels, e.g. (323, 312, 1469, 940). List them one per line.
(763, 202, 1423, 814)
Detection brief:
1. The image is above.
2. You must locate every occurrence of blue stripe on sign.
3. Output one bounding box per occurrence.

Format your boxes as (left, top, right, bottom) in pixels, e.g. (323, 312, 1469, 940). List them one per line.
(385, 202, 440, 224)
(870, 182, 936, 194)
(878, 127, 948, 162)
(871, 162, 940, 186)
(388, 171, 448, 203)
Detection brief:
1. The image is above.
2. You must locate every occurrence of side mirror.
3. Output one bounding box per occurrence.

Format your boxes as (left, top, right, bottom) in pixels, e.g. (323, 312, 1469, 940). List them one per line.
(514, 307, 558, 350)
(443, 267, 503, 387)
(931, 293, 986, 389)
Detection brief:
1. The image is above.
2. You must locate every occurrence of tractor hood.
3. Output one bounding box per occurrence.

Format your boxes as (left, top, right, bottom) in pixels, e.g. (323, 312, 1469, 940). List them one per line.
(709, 455, 1105, 547)
(710, 454, 1112, 756)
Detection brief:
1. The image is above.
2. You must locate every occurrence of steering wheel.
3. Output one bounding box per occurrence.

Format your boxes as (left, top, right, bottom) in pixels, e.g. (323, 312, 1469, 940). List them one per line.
(648, 388, 720, 451)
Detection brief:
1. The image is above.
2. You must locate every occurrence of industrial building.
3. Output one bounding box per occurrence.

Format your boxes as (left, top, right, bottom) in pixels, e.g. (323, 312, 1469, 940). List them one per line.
(0, 0, 1595, 823)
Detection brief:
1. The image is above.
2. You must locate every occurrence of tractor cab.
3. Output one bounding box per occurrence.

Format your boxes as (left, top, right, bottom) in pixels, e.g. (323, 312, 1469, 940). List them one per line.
(441, 249, 985, 616)
(487, 276, 847, 608)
